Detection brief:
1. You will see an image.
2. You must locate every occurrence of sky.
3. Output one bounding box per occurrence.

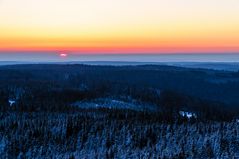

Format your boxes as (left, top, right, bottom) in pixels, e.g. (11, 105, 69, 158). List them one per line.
(0, 0, 239, 54)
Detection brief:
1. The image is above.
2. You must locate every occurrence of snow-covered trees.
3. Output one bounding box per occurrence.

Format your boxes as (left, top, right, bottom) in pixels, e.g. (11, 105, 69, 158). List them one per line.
(1, 64, 239, 158)
(0, 111, 239, 158)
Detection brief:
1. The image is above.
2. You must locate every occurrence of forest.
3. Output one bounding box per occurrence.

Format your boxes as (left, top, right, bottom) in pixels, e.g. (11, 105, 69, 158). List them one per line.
(0, 64, 239, 158)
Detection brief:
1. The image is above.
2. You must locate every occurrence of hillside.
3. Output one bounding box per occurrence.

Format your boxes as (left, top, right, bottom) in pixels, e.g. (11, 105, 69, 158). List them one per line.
(0, 64, 239, 158)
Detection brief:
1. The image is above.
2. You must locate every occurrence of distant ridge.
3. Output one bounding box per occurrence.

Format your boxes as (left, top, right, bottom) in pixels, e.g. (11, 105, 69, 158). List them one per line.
(0, 61, 33, 65)
(1, 61, 239, 71)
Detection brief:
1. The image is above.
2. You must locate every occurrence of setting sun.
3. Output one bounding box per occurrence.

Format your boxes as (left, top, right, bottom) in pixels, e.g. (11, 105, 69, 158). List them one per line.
(59, 53, 68, 57)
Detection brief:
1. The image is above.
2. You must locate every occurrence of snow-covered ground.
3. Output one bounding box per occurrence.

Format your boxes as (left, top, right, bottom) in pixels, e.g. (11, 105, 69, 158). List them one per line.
(8, 99, 16, 106)
(179, 111, 197, 119)
(72, 98, 158, 112)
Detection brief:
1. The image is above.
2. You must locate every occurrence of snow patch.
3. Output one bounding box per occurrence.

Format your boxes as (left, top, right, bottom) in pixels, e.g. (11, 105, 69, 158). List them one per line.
(179, 111, 197, 119)
(72, 98, 158, 112)
(8, 99, 16, 106)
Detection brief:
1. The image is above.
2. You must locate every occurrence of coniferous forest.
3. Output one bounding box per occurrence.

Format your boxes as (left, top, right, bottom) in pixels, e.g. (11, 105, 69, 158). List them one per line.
(1, 64, 239, 158)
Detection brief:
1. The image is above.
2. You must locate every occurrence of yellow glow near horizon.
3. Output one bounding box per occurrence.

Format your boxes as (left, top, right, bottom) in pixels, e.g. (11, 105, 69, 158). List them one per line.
(0, 0, 239, 53)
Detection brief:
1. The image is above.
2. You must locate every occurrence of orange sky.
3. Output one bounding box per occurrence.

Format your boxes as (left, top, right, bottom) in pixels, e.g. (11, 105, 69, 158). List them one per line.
(0, 0, 239, 54)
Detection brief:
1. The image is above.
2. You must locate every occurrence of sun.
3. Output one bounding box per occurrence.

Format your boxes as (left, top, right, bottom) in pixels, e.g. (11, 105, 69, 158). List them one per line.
(59, 53, 68, 57)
